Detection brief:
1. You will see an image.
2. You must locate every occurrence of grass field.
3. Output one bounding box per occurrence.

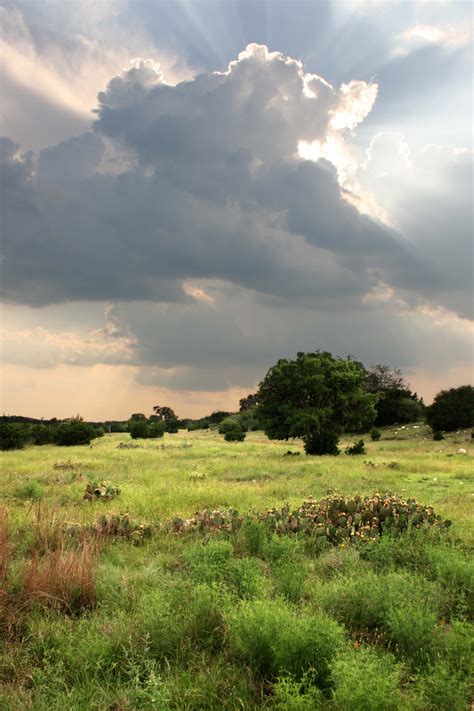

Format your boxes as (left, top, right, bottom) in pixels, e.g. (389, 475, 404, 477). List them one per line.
(1, 424, 473, 709)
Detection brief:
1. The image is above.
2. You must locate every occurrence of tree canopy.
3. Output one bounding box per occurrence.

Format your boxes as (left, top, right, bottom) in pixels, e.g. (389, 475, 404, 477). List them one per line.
(256, 351, 376, 455)
(426, 385, 474, 432)
(152, 405, 179, 432)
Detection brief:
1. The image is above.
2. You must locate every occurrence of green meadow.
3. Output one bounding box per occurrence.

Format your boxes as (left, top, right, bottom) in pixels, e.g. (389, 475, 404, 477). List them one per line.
(1, 425, 473, 709)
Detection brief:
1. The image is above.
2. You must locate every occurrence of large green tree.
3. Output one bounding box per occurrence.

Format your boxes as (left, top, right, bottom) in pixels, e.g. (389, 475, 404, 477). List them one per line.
(363, 364, 424, 426)
(256, 351, 376, 455)
(152, 405, 179, 432)
(426, 385, 474, 432)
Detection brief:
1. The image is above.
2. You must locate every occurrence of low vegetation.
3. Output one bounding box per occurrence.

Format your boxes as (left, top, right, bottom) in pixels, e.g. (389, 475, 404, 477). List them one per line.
(0, 425, 472, 709)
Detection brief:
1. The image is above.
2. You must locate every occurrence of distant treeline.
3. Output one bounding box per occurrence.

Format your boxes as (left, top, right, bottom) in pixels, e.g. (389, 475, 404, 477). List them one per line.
(1, 360, 472, 451)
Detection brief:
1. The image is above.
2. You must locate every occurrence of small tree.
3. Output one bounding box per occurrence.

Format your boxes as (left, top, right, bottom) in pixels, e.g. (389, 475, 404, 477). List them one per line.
(363, 364, 423, 426)
(32, 424, 54, 445)
(257, 352, 376, 455)
(426, 386, 474, 432)
(54, 417, 96, 446)
(218, 416, 246, 442)
(152, 405, 179, 433)
(128, 418, 149, 439)
(0, 423, 30, 450)
(147, 421, 166, 439)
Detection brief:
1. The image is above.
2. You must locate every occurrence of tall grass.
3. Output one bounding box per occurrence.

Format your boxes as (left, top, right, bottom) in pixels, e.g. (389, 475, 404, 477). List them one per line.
(22, 541, 98, 614)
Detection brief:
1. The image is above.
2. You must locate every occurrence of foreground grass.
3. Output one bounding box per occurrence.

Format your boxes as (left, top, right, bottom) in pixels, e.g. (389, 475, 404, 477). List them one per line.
(0, 425, 473, 709)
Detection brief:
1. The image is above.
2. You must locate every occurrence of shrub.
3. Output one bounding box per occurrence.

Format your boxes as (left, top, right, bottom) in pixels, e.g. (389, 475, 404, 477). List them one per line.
(241, 520, 268, 557)
(0, 422, 30, 450)
(185, 583, 228, 650)
(318, 570, 387, 631)
(426, 385, 474, 432)
(331, 647, 405, 711)
(263, 535, 303, 564)
(385, 595, 438, 667)
(0, 508, 12, 585)
(185, 541, 234, 585)
(427, 547, 474, 619)
(14, 480, 44, 501)
(128, 419, 149, 439)
(436, 620, 473, 678)
(54, 418, 97, 446)
(218, 416, 246, 442)
(315, 546, 362, 580)
(31, 424, 55, 445)
(136, 590, 183, 661)
(433, 431, 444, 441)
(370, 428, 381, 441)
(345, 439, 366, 455)
(228, 599, 345, 685)
(226, 558, 265, 599)
(271, 560, 306, 602)
(416, 661, 470, 711)
(319, 569, 440, 656)
(22, 542, 97, 614)
(147, 421, 166, 438)
(272, 673, 324, 709)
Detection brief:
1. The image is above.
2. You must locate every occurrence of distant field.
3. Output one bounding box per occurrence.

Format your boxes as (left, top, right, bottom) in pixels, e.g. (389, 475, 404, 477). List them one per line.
(2, 424, 473, 538)
(1, 425, 473, 709)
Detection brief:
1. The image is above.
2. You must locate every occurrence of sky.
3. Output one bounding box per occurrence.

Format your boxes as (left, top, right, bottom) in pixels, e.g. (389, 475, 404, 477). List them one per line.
(0, 0, 472, 420)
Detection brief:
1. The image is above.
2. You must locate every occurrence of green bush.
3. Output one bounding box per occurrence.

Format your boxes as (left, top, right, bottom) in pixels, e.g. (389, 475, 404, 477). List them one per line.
(14, 480, 44, 501)
(0, 422, 30, 450)
(226, 557, 265, 599)
(228, 599, 345, 686)
(331, 647, 406, 711)
(272, 673, 324, 709)
(241, 519, 268, 557)
(426, 385, 474, 432)
(271, 560, 306, 603)
(218, 416, 246, 442)
(433, 431, 444, 441)
(315, 546, 363, 580)
(416, 661, 470, 711)
(185, 541, 234, 585)
(136, 590, 184, 661)
(370, 428, 381, 441)
(54, 418, 97, 446)
(128, 419, 149, 439)
(385, 595, 438, 667)
(263, 535, 303, 564)
(185, 583, 228, 650)
(147, 421, 166, 438)
(318, 570, 386, 631)
(345, 439, 366, 455)
(436, 620, 473, 678)
(31, 424, 55, 445)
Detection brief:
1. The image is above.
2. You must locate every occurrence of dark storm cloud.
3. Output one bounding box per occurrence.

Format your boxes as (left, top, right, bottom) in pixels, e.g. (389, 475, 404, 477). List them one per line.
(2, 44, 418, 308)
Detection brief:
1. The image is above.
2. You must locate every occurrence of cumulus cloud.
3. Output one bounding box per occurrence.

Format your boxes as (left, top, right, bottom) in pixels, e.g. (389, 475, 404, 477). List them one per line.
(3, 43, 420, 311)
(1, 41, 472, 404)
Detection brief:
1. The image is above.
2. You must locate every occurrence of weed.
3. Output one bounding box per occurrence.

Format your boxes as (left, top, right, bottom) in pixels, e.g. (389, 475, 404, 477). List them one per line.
(331, 647, 406, 711)
(228, 598, 344, 686)
(416, 661, 470, 711)
(22, 541, 97, 614)
(14, 480, 44, 501)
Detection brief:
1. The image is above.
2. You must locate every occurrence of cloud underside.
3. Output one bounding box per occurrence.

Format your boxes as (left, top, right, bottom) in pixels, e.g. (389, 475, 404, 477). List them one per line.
(1, 42, 472, 399)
